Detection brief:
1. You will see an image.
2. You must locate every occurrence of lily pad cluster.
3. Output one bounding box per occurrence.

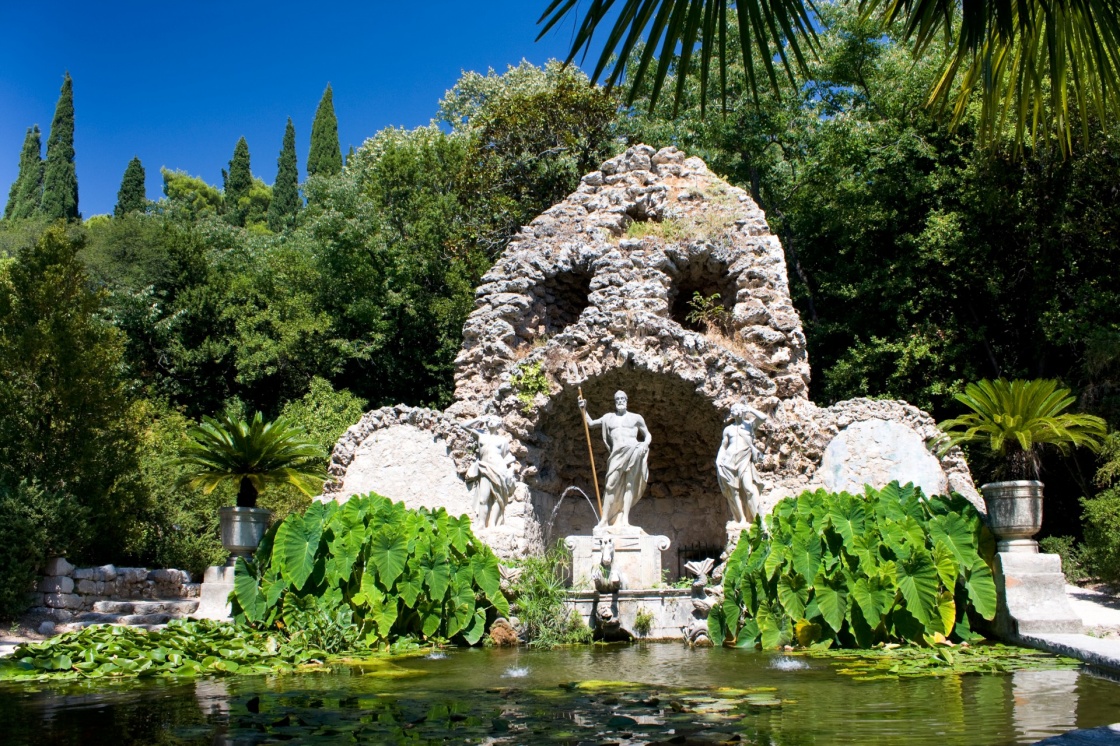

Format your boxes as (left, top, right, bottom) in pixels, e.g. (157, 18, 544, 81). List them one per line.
(233, 493, 509, 647)
(806, 643, 1080, 680)
(0, 620, 320, 682)
(711, 482, 998, 648)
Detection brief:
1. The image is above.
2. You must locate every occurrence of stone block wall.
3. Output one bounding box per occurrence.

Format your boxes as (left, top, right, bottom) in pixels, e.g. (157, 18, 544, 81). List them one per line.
(26, 557, 200, 623)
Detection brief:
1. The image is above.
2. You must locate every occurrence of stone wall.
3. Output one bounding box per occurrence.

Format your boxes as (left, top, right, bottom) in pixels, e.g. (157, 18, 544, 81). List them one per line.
(27, 557, 199, 623)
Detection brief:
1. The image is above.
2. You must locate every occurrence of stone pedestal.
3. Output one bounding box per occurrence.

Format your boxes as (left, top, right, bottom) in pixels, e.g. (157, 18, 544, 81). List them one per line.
(192, 566, 235, 621)
(566, 528, 670, 589)
(994, 552, 1083, 637)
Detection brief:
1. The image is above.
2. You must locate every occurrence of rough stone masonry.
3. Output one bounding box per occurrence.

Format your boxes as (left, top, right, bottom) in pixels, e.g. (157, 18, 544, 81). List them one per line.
(323, 145, 979, 575)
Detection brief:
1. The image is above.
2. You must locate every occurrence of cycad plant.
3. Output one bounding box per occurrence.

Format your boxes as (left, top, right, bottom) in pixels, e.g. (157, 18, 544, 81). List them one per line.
(938, 378, 1107, 481)
(178, 410, 327, 508)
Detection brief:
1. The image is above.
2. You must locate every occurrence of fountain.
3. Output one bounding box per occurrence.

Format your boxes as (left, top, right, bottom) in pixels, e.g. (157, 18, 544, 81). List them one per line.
(314, 144, 1057, 641)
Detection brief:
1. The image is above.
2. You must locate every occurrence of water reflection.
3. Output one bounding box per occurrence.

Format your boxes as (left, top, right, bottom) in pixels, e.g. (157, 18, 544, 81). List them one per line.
(2, 646, 1119, 745)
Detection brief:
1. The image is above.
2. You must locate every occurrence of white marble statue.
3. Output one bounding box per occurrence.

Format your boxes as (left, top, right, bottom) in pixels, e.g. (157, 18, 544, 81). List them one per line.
(579, 390, 651, 530)
(464, 415, 516, 527)
(716, 401, 768, 526)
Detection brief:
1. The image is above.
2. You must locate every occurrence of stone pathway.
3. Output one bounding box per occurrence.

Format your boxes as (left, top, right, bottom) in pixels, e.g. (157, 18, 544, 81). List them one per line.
(1017, 584, 1120, 677)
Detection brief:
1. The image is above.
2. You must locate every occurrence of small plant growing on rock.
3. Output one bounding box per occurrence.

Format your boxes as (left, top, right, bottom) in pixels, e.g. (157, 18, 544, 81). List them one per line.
(633, 607, 655, 637)
(510, 361, 550, 414)
(685, 291, 731, 334)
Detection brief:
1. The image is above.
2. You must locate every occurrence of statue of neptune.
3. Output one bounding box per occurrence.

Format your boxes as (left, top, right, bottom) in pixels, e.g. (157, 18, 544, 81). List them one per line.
(579, 390, 651, 530)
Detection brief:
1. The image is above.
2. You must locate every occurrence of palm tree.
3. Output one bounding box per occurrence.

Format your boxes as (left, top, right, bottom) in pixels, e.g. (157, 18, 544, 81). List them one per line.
(538, 0, 1120, 155)
(178, 410, 327, 508)
(938, 378, 1108, 480)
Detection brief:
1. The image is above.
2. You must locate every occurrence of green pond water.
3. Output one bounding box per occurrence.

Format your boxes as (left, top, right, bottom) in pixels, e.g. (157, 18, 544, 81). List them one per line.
(2, 644, 1119, 745)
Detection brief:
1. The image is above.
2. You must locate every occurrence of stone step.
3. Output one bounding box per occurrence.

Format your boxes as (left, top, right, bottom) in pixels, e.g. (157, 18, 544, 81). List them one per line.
(71, 612, 172, 627)
(90, 599, 198, 616)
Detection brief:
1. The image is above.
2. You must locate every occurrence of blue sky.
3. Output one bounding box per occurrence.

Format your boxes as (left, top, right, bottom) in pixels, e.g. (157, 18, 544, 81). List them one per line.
(0, 1, 587, 217)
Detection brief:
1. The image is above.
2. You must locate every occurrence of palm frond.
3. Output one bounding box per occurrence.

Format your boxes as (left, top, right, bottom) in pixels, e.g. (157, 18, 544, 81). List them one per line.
(938, 378, 1108, 479)
(176, 410, 328, 501)
(863, 0, 1120, 155)
(537, 0, 819, 112)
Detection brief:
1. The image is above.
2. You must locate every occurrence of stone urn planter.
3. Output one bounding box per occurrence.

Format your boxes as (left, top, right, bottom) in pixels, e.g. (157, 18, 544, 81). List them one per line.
(980, 480, 1043, 553)
(218, 506, 272, 564)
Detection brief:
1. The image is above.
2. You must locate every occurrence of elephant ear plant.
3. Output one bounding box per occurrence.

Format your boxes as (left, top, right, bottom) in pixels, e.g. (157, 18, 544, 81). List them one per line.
(231, 493, 510, 649)
(938, 378, 1107, 481)
(712, 483, 998, 649)
(177, 409, 327, 508)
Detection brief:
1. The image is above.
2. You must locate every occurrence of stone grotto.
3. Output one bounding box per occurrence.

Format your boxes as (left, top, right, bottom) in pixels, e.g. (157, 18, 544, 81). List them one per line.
(319, 144, 980, 580)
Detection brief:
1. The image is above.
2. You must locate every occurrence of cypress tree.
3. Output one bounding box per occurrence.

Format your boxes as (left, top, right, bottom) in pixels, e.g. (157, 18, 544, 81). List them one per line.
(224, 137, 252, 226)
(113, 157, 146, 217)
(4, 126, 43, 220)
(307, 84, 342, 177)
(40, 73, 79, 220)
(267, 118, 300, 231)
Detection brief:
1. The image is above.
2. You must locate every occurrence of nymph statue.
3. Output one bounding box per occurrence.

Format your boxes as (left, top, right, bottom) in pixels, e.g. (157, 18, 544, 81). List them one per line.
(464, 414, 516, 528)
(579, 390, 651, 530)
(715, 401, 769, 526)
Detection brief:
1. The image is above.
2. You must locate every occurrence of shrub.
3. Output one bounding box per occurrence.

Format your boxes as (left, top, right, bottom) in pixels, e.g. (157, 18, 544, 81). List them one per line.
(510, 541, 592, 647)
(1038, 536, 1086, 583)
(1081, 488, 1120, 585)
(710, 482, 997, 649)
(232, 493, 508, 648)
(0, 481, 82, 620)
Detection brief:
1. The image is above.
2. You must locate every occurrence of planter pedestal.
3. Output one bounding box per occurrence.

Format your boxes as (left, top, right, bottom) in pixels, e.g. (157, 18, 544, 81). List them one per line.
(192, 565, 235, 621)
(980, 481, 1082, 636)
(192, 507, 271, 623)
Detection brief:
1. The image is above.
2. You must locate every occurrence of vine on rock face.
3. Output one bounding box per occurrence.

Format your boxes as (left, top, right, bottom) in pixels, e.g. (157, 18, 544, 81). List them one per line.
(232, 493, 509, 648)
(710, 482, 998, 649)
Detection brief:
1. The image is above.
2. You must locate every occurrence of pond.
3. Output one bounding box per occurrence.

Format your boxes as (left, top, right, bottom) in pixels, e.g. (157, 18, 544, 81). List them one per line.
(2, 643, 1119, 745)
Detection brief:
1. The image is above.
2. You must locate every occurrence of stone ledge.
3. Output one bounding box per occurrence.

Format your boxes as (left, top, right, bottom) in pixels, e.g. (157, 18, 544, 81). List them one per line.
(1019, 633, 1120, 678)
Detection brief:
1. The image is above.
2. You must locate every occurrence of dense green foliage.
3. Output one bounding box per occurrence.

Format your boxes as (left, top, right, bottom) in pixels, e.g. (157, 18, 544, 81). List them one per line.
(232, 493, 509, 647)
(267, 118, 300, 231)
(939, 378, 1108, 480)
(0, 481, 80, 619)
(509, 541, 593, 647)
(1077, 435, 1120, 584)
(0, 619, 323, 682)
(0, 227, 143, 557)
(4, 126, 42, 220)
(307, 84, 342, 178)
(114, 156, 146, 216)
(710, 483, 998, 649)
(177, 410, 326, 508)
(40, 74, 78, 220)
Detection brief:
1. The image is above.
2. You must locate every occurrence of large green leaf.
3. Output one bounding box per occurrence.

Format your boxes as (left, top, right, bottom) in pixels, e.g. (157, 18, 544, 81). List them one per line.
(763, 542, 788, 580)
(370, 592, 399, 638)
(963, 560, 998, 620)
(398, 565, 424, 608)
(707, 599, 728, 644)
(932, 541, 959, 589)
(850, 574, 894, 629)
(325, 533, 362, 589)
(897, 549, 939, 624)
(813, 575, 848, 633)
(369, 531, 408, 589)
(789, 532, 822, 580)
(233, 558, 267, 623)
(421, 551, 452, 601)
(777, 573, 809, 619)
(274, 513, 324, 590)
(462, 609, 487, 646)
(929, 513, 977, 567)
(471, 552, 502, 600)
(828, 497, 866, 549)
(444, 515, 473, 554)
